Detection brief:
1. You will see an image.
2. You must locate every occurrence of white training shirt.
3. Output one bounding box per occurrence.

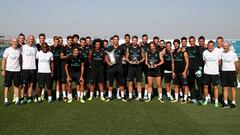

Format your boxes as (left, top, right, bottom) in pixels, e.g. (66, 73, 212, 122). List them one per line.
(36, 51, 54, 73)
(3, 47, 21, 72)
(203, 48, 221, 75)
(221, 50, 238, 71)
(21, 44, 38, 70)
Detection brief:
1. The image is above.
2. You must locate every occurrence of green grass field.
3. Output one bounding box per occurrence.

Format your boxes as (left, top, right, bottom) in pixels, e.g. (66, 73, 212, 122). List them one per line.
(0, 74, 240, 135)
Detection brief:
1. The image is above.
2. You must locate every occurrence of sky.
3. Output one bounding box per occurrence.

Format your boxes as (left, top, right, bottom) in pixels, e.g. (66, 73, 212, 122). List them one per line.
(0, 0, 240, 39)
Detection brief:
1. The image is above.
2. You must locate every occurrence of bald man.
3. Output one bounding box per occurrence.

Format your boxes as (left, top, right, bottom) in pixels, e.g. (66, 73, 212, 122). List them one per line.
(20, 35, 38, 104)
(2, 38, 21, 106)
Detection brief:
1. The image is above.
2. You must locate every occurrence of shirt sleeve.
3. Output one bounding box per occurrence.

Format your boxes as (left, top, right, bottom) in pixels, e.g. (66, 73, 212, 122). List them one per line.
(36, 52, 39, 59)
(233, 52, 238, 62)
(2, 48, 9, 58)
(50, 53, 54, 61)
(203, 51, 206, 61)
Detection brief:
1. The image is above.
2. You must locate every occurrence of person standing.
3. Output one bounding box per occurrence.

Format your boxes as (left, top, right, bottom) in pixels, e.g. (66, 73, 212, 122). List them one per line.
(2, 38, 21, 106)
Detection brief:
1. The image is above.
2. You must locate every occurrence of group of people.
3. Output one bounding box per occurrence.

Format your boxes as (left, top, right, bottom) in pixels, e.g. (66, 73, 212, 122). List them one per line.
(2, 33, 238, 109)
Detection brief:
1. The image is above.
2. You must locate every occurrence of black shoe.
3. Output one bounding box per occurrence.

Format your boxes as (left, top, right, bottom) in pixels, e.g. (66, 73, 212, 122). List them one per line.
(230, 103, 236, 109)
(57, 97, 62, 102)
(123, 97, 132, 102)
(222, 103, 230, 108)
(4, 102, 9, 107)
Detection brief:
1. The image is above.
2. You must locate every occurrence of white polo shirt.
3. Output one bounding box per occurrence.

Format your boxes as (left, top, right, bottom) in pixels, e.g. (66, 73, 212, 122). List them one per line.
(36, 51, 54, 73)
(221, 50, 238, 71)
(3, 47, 21, 72)
(21, 44, 38, 70)
(203, 48, 221, 75)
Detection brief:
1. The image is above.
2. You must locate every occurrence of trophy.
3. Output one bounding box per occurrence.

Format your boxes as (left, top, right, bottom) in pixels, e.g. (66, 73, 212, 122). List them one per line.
(132, 56, 138, 64)
(106, 49, 116, 65)
(149, 61, 155, 68)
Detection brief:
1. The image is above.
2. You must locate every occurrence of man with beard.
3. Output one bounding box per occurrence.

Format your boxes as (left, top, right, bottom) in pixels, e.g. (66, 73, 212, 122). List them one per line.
(88, 39, 106, 101)
(50, 36, 62, 101)
(140, 34, 150, 100)
(20, 35, 38, 104)
(120, 34, 131, 99)
(186, 36, 201, 104)
(125, 36, 145, 101)
(105, 35, 126, 102)
(172, 39, 189, 104)
(60, 36, 73, 101)
(79, 38, 90, 97)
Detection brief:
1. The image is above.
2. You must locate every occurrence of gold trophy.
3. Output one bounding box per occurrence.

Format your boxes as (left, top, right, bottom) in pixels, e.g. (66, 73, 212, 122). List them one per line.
(106, 49, 116, 65)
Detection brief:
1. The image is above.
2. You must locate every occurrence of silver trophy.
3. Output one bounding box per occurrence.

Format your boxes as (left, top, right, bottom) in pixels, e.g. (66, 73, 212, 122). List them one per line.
(106, 49, 116, 65)
(132, 57, 138, 64)
(149, 61, 155, 68)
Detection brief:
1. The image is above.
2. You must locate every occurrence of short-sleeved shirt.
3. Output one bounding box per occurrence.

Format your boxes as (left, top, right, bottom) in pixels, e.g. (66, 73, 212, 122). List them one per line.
(3, 47, 21, 72)
(36, 51, 54, 73)
(21, 44, 38, 70)
(50, 45, 62, 66)
(221, 50, 238, 71)
(67, 54, 84, 72)
(203, 48, 221, 75)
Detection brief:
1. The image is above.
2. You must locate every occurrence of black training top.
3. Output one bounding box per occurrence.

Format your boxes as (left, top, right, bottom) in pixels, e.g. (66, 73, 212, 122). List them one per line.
(67, 54, 84, 72)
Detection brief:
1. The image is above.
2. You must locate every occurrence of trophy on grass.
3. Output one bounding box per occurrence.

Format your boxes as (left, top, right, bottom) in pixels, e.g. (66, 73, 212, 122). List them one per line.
(106, 49, 116, 66)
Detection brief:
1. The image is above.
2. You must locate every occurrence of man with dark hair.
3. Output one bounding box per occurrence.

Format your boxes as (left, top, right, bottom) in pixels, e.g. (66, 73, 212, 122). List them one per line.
(86, 36, 92, 49)
(105, 35, 126, 102)
(36, 43, 54, 103)
(65, 47, 85, 103)
(36, 33, 46, 51)
(140, 34, 149, 99)
(60, 36, 73, 101)
(186, 36, 201, 103)
(18, 33, 25, 47)
(172, 39, 189, 104)
(103, 39, 109, 50)
(73, 34, 80, 47)
(153, 36, 160, 47)
(50, 36, 62, 101)
(125, 36, 145, 101)
(181, 37, 188, 51)
(88, 39, 106, 101)
(198, 36, 207, 101)
(120, 34, 131, 99)
(79, 37, 90, 97)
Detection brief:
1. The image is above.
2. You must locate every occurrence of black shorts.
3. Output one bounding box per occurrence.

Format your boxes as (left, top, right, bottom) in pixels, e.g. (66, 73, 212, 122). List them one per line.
(108, 65, 124, 87)
(53, 66, 62, 81)
(147, 68, 161, 77)
(203, 74, 220, 86)
(69, 71, 81, 85)
(37, 73, 52, 89)
(220, 71, 237, 87)
(173, 73, 188, 86)
(164, 72, 172, 83)
(127, 65, 142, 82)
(84, 65, 90, 84)
(4, 71, 21, 87)
(89, 66, 104, 84)
(22, 69, 37, 85)
(61, 62, 67, 83)
(142, 64, 148, 84)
